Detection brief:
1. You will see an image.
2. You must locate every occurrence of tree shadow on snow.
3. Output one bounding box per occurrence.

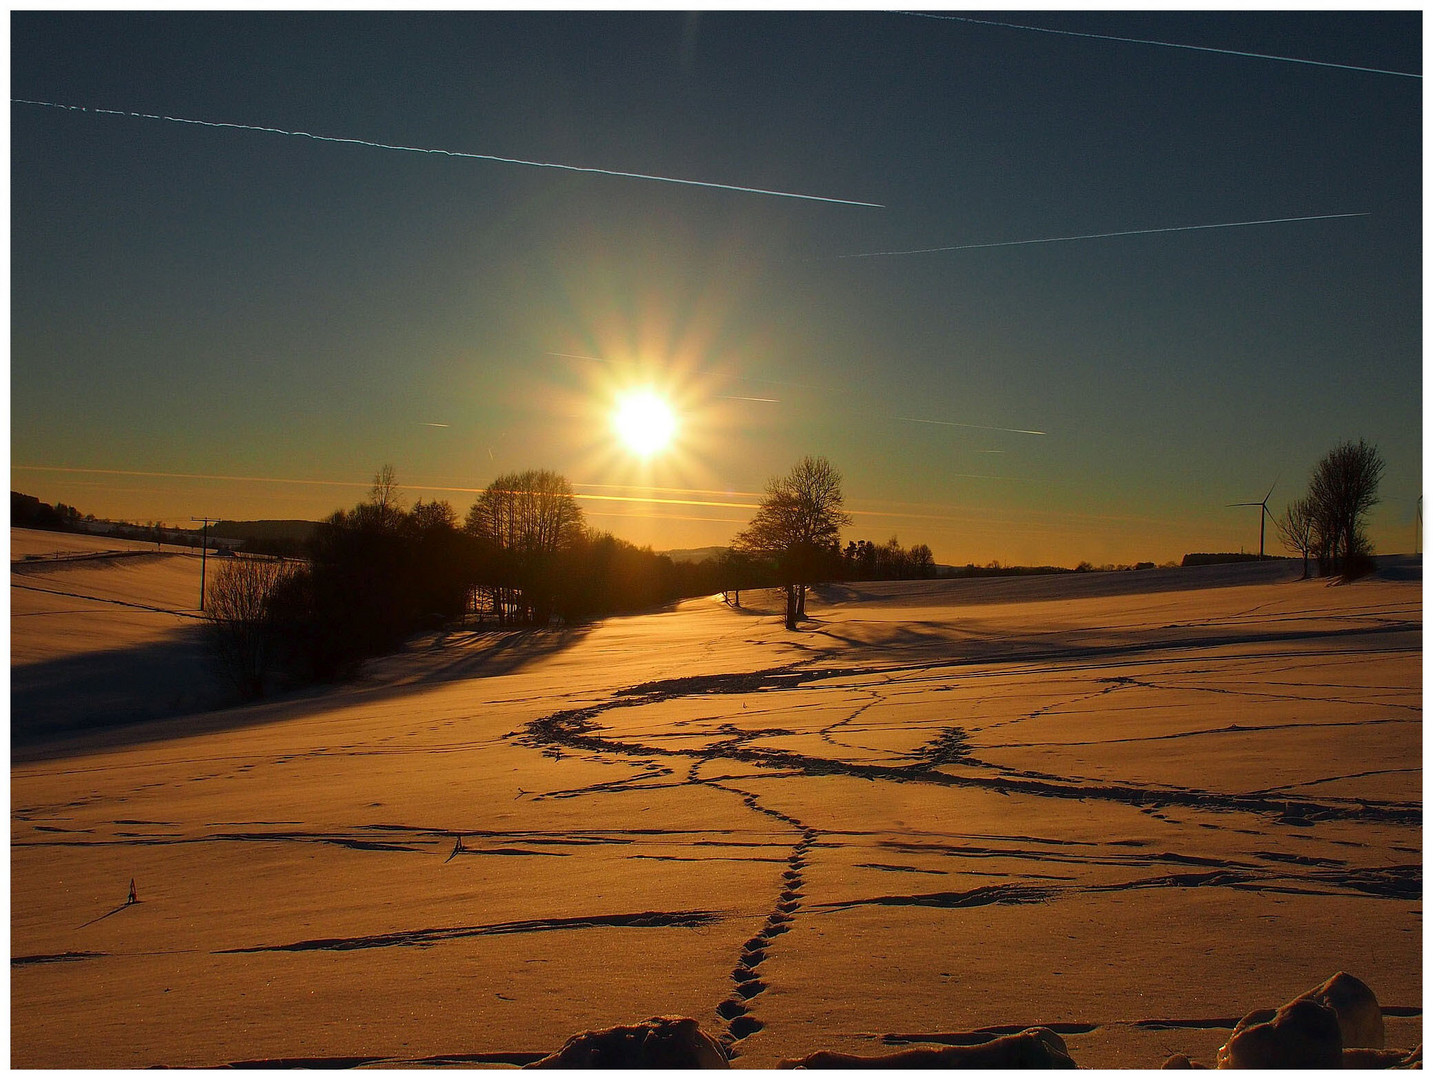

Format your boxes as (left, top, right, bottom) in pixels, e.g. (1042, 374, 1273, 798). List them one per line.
(11, 621, 596, 763)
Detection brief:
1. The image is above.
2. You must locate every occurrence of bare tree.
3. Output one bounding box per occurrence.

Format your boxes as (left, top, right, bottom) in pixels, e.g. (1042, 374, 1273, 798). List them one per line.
(464, 470, 586, 623)
(203, 557, 300, 699)
(1306, 439, 1385, 578)
(371, 463, 400, 510)
(346, 464, 406, 533)
(734, 456, 851, 629)
(466, 470, 584, 551)
(908, 542, 936, 579)
(1275, 497, 1318, 579)
(410, 498, 458, 533)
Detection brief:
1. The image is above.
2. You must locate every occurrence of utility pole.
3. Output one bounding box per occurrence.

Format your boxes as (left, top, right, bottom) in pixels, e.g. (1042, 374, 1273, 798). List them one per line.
(191, 516, 219, 610)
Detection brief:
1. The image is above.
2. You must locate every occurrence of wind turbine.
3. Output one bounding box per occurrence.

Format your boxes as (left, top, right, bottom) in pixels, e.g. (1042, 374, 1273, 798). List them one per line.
(1229, 480, 1277, 559)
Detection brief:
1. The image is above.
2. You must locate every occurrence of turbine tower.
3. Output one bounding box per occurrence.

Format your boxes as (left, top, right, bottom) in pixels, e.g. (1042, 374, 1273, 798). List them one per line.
(1229, 480, 1277, 559)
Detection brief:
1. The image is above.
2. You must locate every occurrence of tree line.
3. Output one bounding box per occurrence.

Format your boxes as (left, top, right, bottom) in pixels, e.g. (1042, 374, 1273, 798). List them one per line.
(12, 491, 84, 531)
(843, 537, 937, 581)
(213, 467, 721, 690)
(204, 458, 941, 696)
(189, 438, 1405, 702)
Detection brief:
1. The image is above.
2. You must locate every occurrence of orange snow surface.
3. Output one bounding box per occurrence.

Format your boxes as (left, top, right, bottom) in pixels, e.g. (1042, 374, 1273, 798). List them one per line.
(10, 536, 1422, 1068)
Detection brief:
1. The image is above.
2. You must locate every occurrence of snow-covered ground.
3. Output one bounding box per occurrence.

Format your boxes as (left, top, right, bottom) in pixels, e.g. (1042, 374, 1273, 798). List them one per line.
(11, 528, 223, 739)
(10, 538, 1422, 1067)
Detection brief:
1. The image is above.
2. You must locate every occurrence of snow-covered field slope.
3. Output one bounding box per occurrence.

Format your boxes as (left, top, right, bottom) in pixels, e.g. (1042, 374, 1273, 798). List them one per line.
(11, 527, 204, 560)
(11, 528, 225, 737)
(10, 556, 1421, 1067)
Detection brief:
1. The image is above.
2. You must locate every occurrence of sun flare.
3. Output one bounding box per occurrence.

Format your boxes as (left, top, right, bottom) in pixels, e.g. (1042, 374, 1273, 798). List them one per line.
(612, 389, 678, 457)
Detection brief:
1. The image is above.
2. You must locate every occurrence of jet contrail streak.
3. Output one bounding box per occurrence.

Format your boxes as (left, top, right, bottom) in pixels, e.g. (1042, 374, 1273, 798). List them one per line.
(12, 98, 885, 208)
(585, 508, 751, 525)
(545, 352, 1041, 431)
(14, 464, 763, 511)
(899, 12, 1421, 78)
(543, 351, 825, 392)
(13, 464, 373, 489)
(839, 212, 1370, 259)
(896, 416, 1047, 436)
(575, 482, 767, 499)
(574, 492, 761, 511)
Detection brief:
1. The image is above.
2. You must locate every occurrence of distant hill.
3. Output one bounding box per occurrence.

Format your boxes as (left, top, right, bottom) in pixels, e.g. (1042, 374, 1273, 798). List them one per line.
(213, 520, 319, 542)
(659, 546, 729, 564)
(214, 520, 319, 557)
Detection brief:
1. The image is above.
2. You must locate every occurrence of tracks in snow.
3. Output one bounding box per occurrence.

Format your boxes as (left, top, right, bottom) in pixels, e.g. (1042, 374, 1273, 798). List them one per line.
(518, 665, 1419, 827)
(703, 780, 818, 1056)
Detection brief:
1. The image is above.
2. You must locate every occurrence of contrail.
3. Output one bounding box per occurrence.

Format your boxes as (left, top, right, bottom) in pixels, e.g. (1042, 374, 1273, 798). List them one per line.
(11, 98, 885, 208)
(12, 463, 766, 512)
(575, 482, 767, 499)
(899, 12, 1421, 79)
(12, 464, 373, 489)
(543, 351, 825, 392)
(896, 416, 1046, 436)
(838, 212, 1370, 259)
(546, 351, 1042, 431)
(573, 491, 760, 511)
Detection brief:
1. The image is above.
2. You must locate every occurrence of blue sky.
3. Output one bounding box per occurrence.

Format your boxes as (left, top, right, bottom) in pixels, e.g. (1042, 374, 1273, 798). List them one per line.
(10, 11, 1422, 565)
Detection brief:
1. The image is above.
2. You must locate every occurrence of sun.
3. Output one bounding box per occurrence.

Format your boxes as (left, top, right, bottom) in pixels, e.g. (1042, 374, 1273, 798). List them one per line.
(612, 389, 678, 457)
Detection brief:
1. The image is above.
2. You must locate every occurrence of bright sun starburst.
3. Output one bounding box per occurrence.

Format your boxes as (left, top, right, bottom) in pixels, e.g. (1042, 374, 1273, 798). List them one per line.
(612, 389, 678, 457)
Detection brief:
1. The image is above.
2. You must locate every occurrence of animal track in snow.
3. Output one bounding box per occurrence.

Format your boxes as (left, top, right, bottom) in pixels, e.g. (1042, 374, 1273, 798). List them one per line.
(220, 909, 719, 954)
(705, 782, 819, 1056)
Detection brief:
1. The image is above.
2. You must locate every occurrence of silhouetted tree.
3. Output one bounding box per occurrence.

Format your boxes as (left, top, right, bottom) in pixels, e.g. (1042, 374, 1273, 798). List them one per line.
(1306, 439, 1385, 579)
(368, 463, 404, 531)
(1276, 497, 1318, 579)
(735, 456, 850, 629)
(203, 556, 300, 699)
(405, 499, 471, 623)
(840, 536, 936, 581)
(548, 532, 682, 622)
(465, 469, 586, 624)
(716, 548, 765, 607)
(409, 498, 457, 533)
(908, 543, 936, 578)
(268, 468, 474, 678)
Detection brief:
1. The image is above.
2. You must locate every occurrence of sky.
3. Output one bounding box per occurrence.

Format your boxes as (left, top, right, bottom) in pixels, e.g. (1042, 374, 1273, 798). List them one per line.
(9, 10, 1423, 567)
